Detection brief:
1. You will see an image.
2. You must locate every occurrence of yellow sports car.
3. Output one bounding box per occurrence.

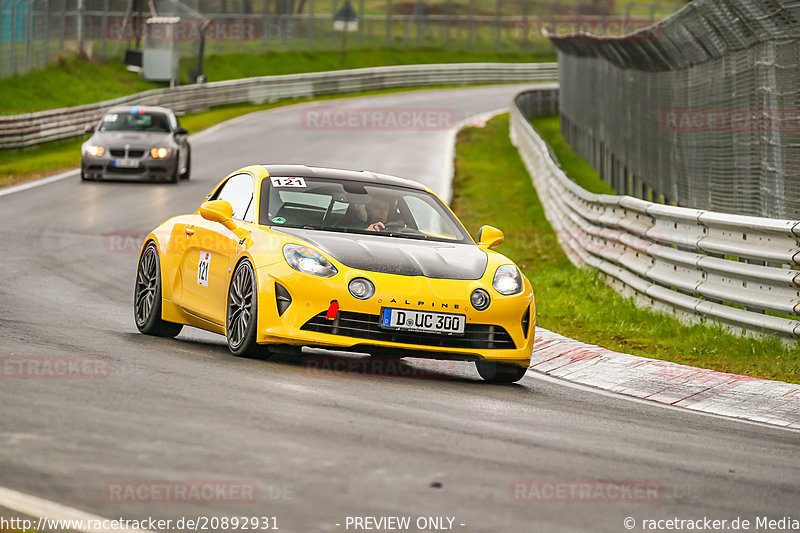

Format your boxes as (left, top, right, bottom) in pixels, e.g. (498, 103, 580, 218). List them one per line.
(134, 165, 535, 383)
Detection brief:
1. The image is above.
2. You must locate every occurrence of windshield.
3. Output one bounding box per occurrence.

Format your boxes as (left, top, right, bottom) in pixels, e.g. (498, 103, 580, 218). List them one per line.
(99, 112, 171, 133)
(259, 177, 472, 243)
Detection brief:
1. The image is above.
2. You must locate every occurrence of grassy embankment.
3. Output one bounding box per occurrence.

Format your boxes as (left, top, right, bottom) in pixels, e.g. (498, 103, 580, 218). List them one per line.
(451, 114, 800, 384)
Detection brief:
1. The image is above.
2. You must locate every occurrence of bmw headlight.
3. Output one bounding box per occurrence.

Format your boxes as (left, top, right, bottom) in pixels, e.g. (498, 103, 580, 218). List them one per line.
(283, 244, 338, 278)
(492, 265, 523, 295)
(150, 147, 170, 158)
(85, 145, 104, 157)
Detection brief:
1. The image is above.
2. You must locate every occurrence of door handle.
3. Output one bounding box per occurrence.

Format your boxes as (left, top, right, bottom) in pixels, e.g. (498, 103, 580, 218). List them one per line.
(184, 226, 195, 236)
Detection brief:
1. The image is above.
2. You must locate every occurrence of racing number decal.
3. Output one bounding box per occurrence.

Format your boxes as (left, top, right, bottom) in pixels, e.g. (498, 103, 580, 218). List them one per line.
(270, 177, 306, 188)
(197, 251, 211, 287)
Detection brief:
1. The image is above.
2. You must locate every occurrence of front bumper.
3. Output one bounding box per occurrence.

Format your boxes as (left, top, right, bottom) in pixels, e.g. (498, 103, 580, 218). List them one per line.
(82, 154, 178, 181)
(255, 263, 536, 366)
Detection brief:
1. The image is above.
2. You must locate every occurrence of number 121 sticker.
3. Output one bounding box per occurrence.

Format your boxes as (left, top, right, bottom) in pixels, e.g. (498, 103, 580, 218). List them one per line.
(271, 177, 306, 188)
(197, 251, 210, 287)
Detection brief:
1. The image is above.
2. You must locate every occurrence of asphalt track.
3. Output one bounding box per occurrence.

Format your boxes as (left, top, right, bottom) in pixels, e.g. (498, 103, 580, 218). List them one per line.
(0, 85, 798, 533)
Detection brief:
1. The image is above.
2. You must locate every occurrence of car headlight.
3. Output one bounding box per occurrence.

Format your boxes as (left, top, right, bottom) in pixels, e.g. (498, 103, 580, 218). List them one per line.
(493, 265, 523, 295)
(348, 278, 375, 300)
(471, 288, 491, 311)
(283, 244, 338, 278)
(85, 145, 104, 157)
(150, 147, 170, 158)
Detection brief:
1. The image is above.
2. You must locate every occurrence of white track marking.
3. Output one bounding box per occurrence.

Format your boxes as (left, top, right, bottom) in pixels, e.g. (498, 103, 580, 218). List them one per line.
(0, 485, 154, 532)
(0, 169, 80, 198)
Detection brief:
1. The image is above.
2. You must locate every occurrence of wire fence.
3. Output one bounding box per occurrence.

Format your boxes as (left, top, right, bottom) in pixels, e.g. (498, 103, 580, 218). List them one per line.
(551, 0, 800, 219)
(0, 0, 682, 79)
(512, 89, 800, 340)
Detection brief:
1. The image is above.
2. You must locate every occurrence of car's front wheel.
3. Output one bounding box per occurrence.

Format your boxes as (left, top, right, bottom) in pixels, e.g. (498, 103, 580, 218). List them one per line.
(475, 360, 528, 384)
(134, 242, 183, 337)
(180, 147, 191, 180)
(226, 259, 269, 358)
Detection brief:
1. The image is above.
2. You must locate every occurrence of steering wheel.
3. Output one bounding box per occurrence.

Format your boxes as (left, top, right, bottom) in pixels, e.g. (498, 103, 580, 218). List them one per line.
(383, 222, 426, 237)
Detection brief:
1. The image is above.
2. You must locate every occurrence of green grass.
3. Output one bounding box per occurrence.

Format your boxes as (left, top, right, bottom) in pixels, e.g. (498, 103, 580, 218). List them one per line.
(0, 55, 161, 114)
(0, 137, 84, 184)
(0, 48, 555, 115)
(184, 47, 553, 84)
(529, 115, 615, 195)
(451, 114, 800, 384)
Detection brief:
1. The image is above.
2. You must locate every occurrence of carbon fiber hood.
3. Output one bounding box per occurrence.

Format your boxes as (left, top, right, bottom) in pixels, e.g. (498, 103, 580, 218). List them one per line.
(277, 227, 487, 280)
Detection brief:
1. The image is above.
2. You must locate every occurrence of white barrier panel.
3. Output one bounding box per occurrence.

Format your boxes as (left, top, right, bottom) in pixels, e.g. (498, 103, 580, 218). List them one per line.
(510, 89, 800, 339)
(0, 62, 558, 150)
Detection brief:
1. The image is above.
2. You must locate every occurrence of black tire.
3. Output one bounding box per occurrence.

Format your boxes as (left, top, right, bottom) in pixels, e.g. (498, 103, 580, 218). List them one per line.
(226, 259, 269, 358)
(134, 242, 183, 337)
(475, 361, 528, 384)
(180, 147, 191, 180)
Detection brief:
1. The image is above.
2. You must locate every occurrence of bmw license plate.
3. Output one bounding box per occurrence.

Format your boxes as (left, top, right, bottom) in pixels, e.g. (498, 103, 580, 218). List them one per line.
(114, 158, 139, 168)
(381, 308, 465, 336)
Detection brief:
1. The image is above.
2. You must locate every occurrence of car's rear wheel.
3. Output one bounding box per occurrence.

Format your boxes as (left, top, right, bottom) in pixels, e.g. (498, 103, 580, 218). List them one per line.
(134, 242, 183, 337)
(226, 259, 269, 358)
(475, 361, 528, 384)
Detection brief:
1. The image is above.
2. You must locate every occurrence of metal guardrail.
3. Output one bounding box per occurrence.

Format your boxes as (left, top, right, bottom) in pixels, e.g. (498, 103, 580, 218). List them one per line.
(0, 62, 557, 150)
(511, 88, 800, 339)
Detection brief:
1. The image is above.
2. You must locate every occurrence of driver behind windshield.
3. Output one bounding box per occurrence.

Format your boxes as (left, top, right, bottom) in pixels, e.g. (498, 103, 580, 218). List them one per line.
(364, 196, 394, 232)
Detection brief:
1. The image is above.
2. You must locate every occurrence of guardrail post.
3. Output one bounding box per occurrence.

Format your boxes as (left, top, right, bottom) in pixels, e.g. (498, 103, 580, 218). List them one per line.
(494, 0, 502, 51)
(444, 0, 452, 49)
(467, 0, 475, 51)
(385, 0, 392, 47)
(76, 0, 84, 55)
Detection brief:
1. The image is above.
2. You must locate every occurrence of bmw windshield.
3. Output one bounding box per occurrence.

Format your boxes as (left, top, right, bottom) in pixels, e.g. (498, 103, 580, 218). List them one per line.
(98, 111, 171, 133)
(259, 177, 472, 244)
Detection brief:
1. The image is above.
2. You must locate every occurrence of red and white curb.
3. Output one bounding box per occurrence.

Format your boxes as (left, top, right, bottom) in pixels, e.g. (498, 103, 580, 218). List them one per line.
(530, 327, 800, 429)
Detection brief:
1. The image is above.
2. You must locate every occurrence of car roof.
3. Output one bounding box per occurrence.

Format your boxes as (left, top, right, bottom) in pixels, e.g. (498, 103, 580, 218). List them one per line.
(259, 165, 428, 192)
(106, 105, 175, 115)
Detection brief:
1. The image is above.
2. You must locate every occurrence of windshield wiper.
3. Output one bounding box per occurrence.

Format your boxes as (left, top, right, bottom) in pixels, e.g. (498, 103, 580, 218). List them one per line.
(281, 224, 434, 241)
(385, 232, 428, 241)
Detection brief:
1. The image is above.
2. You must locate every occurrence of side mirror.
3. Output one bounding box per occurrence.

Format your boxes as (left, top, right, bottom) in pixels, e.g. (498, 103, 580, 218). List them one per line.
(174, 127, 188, 135)
(477, 225, 504, 249)
(199, 200, 236, 231)
(84, 124, 95, 133)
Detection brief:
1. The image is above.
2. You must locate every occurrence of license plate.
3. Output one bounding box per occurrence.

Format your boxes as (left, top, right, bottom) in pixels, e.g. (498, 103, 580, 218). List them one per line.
(381, 308, 466, 336)
(114, 158, 139, 168)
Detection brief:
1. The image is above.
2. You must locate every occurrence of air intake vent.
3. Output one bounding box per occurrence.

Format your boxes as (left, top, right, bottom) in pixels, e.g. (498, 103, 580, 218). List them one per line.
(301, 311, 515, 350)
(275, 283, 292, 316)
(521, 306, 531, 339)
